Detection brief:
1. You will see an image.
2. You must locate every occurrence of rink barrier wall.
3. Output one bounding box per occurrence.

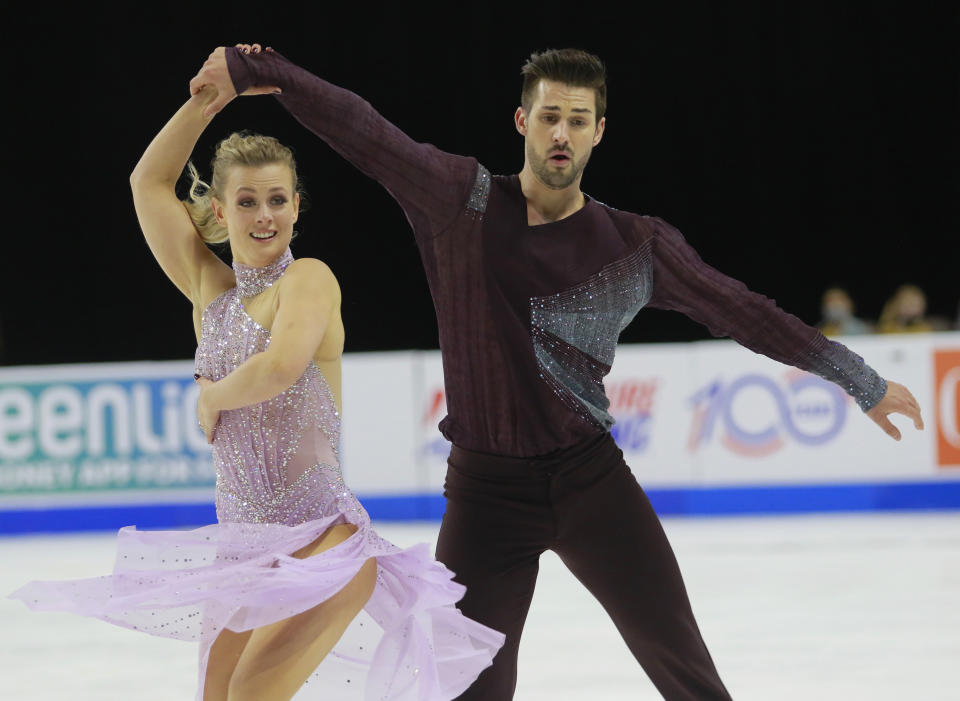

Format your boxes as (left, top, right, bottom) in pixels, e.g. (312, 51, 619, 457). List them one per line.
(1, 333, 958, 534)
(2, 480, 960, 534)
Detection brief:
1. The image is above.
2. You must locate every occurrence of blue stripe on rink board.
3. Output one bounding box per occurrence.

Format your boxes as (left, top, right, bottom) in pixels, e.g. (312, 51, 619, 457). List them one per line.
(0, 503, 218, 534)
(1, 481, 959, 534)
(645, 481, 960, 516)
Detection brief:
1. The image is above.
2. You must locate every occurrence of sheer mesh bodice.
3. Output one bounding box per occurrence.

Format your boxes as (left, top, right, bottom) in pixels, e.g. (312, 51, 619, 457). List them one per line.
(194, 275, 360, 527)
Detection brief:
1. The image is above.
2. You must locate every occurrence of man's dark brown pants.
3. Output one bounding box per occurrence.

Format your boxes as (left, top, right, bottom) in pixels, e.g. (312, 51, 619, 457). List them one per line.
(435, 432, 733, 700)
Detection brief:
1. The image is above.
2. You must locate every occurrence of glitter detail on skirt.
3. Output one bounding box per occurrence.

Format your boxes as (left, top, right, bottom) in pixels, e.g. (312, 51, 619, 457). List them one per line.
(10, 271, 504, 700)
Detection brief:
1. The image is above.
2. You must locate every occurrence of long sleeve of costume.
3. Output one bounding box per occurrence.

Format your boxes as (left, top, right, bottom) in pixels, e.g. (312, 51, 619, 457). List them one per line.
(647, 217, 887, 412)
(226, 48, 478, 239)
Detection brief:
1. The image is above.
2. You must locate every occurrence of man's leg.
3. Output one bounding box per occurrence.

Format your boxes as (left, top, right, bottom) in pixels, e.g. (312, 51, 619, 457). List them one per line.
(435, 451, 553, 700)
(551, 438, 733, 701)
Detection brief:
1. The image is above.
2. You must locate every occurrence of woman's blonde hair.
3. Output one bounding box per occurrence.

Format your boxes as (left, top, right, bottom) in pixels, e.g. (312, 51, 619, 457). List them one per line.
(184, 132, 304, 244)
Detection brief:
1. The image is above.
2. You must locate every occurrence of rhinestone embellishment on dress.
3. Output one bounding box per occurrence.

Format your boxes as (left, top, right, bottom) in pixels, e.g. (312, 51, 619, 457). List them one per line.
(195, 259, 357, 527)
(233, 248, 295, 298)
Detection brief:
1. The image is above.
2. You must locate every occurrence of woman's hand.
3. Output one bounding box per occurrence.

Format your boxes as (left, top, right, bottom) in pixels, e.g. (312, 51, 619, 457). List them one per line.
(195, 376, 221, 444)
(866, 380, 924, 441)
(189, 44, 280, 118)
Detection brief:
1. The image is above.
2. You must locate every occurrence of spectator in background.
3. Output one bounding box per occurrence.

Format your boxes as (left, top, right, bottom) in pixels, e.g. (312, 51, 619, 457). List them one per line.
(818, 287, 872, 336)
(877, 284, 934, 333)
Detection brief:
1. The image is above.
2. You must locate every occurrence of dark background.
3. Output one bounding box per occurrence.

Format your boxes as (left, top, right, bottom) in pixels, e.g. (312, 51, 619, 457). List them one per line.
(5, 3, 957, 366)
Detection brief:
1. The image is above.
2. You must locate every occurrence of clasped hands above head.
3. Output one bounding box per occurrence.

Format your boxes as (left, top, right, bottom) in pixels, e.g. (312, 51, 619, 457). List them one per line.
(188, 43, 280, 119)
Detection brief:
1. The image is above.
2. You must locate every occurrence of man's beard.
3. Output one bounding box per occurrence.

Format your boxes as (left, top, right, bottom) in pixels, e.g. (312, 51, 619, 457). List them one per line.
(528, 141, 590, 190)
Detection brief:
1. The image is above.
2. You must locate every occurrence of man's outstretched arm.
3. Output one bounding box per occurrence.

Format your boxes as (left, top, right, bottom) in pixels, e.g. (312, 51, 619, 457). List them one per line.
(190, 44, 478, 239)
(647, 217, 923, 440)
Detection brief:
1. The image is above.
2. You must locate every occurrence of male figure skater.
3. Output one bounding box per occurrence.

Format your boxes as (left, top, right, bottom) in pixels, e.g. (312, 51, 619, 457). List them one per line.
(192, 44, 924, 700)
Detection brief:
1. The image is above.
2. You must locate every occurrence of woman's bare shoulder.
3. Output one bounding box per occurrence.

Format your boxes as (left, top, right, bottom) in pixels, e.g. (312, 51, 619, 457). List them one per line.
(282, 258, 341, 299)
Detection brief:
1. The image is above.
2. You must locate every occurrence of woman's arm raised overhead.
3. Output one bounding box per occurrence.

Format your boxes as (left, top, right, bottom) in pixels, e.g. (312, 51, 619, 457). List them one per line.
(129, 86, 233, 309)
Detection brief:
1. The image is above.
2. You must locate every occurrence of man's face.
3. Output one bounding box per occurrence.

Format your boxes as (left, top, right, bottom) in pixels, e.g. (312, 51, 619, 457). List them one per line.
(517, 79, 606, 190)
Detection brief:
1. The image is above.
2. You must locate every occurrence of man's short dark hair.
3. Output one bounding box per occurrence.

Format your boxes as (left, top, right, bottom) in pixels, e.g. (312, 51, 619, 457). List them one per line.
(521, 48, 607, 121)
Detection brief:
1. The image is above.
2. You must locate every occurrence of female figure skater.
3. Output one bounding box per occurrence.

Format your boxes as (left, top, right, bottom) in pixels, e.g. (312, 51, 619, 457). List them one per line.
(10, 72, 503, 700)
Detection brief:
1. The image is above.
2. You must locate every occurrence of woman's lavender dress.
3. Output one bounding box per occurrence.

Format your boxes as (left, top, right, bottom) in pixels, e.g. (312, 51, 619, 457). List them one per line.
(10, 250, 504, 700)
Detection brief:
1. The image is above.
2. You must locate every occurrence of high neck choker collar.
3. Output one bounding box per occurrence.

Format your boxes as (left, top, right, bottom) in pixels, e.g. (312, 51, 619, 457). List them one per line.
(233, 248, 294, 298)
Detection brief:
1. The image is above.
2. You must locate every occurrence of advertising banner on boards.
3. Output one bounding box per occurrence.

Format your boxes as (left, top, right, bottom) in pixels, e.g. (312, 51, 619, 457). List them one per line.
(2, 333, 958, 532)
(682, 335, 938, 484)
(414, 345, 693, 487)
(934, 348, 960, 468)
(0, 362, 213, 501)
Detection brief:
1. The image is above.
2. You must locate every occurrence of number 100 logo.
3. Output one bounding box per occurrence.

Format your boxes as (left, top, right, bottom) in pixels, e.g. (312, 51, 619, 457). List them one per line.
(687, 371, 849, 457)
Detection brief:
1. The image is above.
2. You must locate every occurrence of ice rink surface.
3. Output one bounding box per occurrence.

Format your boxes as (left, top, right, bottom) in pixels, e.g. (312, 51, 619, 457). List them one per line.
(2, 511, 958, 700)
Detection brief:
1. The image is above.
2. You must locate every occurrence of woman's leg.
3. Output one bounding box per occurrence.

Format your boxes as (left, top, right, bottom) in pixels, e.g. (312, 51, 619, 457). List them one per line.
(204, 628, 253, 701)
(204, 523, 377, 701)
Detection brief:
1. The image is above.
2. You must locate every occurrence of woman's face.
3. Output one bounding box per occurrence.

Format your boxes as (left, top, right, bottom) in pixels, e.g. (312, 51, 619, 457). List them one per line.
(212, 163, 300, 267)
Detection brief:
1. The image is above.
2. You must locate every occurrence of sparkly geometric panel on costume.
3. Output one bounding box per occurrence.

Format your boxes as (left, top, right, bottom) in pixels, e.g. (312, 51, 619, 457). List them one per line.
(466, 164, 491, 216)
(804, 340, 888, 412)
(530, 242, 654, 428)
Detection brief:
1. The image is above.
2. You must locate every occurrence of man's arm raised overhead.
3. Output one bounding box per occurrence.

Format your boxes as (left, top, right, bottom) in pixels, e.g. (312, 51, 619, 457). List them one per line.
(191, 44, 479, 239)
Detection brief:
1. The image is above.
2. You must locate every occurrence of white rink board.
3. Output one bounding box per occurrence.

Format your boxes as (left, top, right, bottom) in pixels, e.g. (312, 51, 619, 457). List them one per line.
(605, 343, 699, 484)
(339, 351, 419, 493)
(415, 353, 452, 491)
(408, 332, 959, 490)
(683, 335, 936, 485)
(1, 333, 958, 520)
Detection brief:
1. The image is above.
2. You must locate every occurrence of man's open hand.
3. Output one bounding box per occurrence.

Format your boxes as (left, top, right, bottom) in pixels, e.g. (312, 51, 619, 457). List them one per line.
(866, 380, 924, 440)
